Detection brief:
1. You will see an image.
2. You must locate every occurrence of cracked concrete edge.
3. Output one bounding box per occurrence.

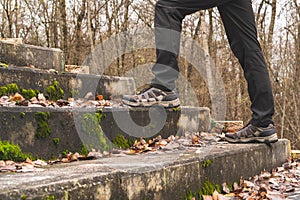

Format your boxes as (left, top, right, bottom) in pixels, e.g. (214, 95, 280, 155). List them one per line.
(0, 140, 290, 200)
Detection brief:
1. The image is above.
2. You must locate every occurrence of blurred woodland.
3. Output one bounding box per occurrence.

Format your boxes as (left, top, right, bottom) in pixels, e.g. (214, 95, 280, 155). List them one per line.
(0, 0, 299, 148)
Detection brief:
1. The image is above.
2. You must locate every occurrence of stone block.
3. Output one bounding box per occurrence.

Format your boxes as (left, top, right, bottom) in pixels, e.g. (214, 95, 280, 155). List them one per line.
(0, 66, 135, 99)
(0, 106, 210, 159)
(0, 40, 64, 71)
(0, 139, 290, 199)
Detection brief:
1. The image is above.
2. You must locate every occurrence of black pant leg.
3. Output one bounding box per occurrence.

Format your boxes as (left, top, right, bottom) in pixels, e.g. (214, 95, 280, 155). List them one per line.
(218, 0, 274, 126)
(151, 0, 232, 91)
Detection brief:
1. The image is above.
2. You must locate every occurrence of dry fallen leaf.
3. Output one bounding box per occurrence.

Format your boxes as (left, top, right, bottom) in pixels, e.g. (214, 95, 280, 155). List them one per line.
(12, 93, 25, 102)
(96, 95, 104, 101)
(202, 195, 213, 200)
(222, 182, 230, 194)
(212, 190, 219, 200)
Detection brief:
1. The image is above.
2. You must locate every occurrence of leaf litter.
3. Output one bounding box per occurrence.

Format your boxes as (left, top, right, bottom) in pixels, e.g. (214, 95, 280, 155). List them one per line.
(0, 100, 298, 199)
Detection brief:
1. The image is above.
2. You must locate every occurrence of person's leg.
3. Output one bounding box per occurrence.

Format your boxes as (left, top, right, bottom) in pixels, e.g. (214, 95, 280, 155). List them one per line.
(123, 0, 232, 107)
(218, 0, 277, 143)
(151, 0, 233, 91)
(217, 0, 274, 127)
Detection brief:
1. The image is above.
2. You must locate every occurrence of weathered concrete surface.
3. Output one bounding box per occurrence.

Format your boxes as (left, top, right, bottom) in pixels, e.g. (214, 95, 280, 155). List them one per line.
(0, 106, 210, 159)
(0, 140, 290, 200)
(0, 40, 64, 71)
(0, 66, 135, 99)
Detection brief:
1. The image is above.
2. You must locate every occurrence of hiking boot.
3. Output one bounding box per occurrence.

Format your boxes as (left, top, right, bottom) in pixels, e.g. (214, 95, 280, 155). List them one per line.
(122, 85, 180, 108)
(225, 123, 278, 143)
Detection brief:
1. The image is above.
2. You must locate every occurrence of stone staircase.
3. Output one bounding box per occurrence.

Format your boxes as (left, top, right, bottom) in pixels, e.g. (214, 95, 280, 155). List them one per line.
(0, 40, 291, 200)
(0, 40, 211, 159)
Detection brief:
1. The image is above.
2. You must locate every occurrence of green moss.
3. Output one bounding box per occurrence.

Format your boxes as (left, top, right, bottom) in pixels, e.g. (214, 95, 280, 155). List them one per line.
(203, 160, 212, 168)
(20, 112, 26, 118)
(0, 86, 8, 96)
(0, 62, 9, 68)
(82, 112, 109, 151)
(79, 144, 89, 156)
(7, 83, 19, 94)
(226, 182, 234, 192)
(184, 189, 196, 200)
(20, 88, 39, 100)
(70, 89, 80, 97)
(45, 81, 64, 101)
(112, 134, 131, 149)
(0, 140, 32, 162)
(21, 194, 27, 200)
(172, 107, 180, 112)
(0, 83, 19, 96)
(198, 180, 221, 199)
(61, 149, 69, 157)
(46, 195, 55, 200)
(52, 138, 60, 147)
(35, 112, 51, 139)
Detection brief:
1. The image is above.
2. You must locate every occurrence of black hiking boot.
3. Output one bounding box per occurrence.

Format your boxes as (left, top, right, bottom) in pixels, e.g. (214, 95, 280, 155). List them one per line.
(122, 85, 180, 108)
(225, 123, 278, 144)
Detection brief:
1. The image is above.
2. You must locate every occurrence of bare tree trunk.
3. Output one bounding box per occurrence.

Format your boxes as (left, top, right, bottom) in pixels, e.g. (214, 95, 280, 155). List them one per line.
(74, 0, 86, 65)
(59, 0, 68, 62)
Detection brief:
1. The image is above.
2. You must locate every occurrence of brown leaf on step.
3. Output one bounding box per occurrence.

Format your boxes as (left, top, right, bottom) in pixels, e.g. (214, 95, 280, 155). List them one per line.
(226, 127, 236, 132)
(12, 93, 25, 102)
(102, 101, 110, 106)
(158, 140, 168, 146)
(25, 158, 33, 164)
(192, 135, 199, 144)
(243, 180, 255, 188)
(70, 152, 80, 161)
(167, 135, 175, 142)
(233, 182, 241, 192)
(57, 99, 70, 107)
(124, 149, 139, 155)
(276, 166, 285, 172)
(33, 159, 47, 167)
(260, 171, 272, 179)
(0, 165, 16, 172)
(96, 95, 104, 101)
(222, 182, 231, 194)
(260, 191, 267, 198)
(202, 195, 213, 200)
(140, 138, 147, 145)
(16, 100, 30, 106)
(38, 93, 46, 102)
(5, 160, 15, 166)
(212, 190, 219, 200)
(0, 160, 5, 167)
(61, 158, 70, 163)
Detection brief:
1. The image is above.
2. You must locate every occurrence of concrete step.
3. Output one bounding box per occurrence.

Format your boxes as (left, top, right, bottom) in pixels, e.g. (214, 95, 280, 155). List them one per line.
(0, 106, 210, 159)
(0, 140, 290, 200)
(0, 66, 135, 99)
(0, 39, 64, 72)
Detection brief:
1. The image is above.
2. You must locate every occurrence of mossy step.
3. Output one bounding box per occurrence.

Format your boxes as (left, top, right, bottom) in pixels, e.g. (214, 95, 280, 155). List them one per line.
(0, 106, 210, 159)
(0, 66, 135, 100)
(0, 140, 290, 200)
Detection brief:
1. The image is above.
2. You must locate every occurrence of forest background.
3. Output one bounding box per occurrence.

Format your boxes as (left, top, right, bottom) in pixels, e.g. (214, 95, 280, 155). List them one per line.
(0, 0, 299, 148)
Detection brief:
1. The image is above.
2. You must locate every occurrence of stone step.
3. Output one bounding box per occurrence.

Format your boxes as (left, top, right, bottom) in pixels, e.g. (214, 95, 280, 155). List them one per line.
(0, 106, 210, 159)
(0, 40, 64, 72)
(0, 66, 135, 99)
(0, 140, 290, 200)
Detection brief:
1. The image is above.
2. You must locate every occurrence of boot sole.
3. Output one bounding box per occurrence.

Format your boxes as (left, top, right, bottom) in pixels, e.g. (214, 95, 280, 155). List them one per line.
(225, 133, 278, 144)
(122, 99, 180, 108)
